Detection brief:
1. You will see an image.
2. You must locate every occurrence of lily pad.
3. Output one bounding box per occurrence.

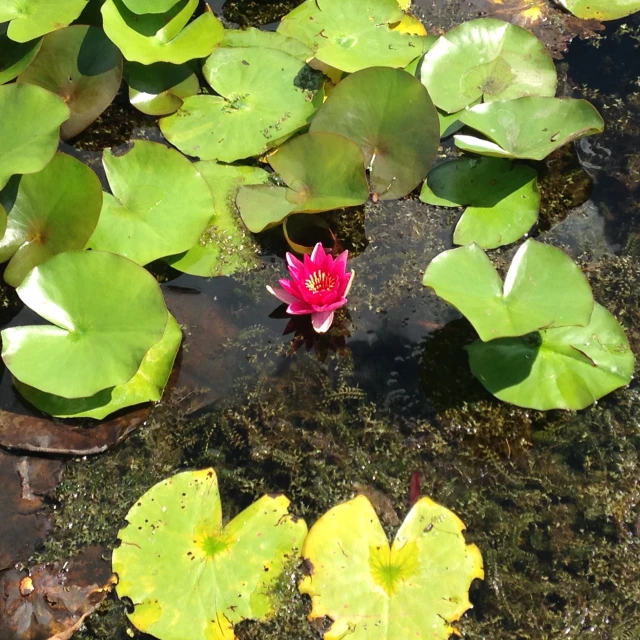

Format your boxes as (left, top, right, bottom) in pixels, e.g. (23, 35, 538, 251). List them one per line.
(468, 303, 635, 410)
(0, 25, 41, 84)
(237, 132, 368, 233)
(283, 214, 336, 255)
(299, 494, 484, 640)
(0, 83, 70, 190)
(221, 26, 313, 61)
(554, 0, 640, 20)
(310, 67, 439, 200)
(127, 61, 199, 116)
(420, 157, 540, 249)
(1, 250, 168, 399)
(423, 240, 594, 342)
(101, 0, 224, 65)
(0, 0, 88, 42)
(0, 152, 102, 287)
(122, 0, 181, 13)
(160, 47, 324, 162)
(15, 314, 182, 420)
(87, 141, 215, 265)
(166, 163, 269, 277)
(236, 185, 297, 233)
(16, 25, 123, 140)
(455, 97, 605, 161)
(420, 18, 557, 113)
(113, 468, 308, 640)
(277, 0, 428, 73)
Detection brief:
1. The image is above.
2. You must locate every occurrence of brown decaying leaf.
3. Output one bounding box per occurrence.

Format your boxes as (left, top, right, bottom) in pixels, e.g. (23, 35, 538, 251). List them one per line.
(0, 451, 61, 571)
(0, 547, 116, 640)
(0, 406, 151, 456)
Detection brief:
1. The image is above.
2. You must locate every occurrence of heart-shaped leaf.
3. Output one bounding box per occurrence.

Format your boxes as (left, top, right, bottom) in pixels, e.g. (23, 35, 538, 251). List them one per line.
(126, 61, 199, 116)
(0, 83, 70, 190)
(102, 0, 223, 65)
(423, 240, 594, 342)
(0, 0, 88, 42)
(86, 141, 215, 265)
(277, 0, 428, 73)
(420, 18, 557, 113)
(420, 157, 540, 249)
(310, 67, 439, 200)
(299, 494, 484, 640)
(455, 97, 605, 161)
(0, 152, 102, 287)
(14, 313, 182, 420)
(16, 25, 123, 140)
(160, 47, 324, 162)
(121, 0, 181, 13)
(166, 162, 270, 277)
(113, 468, 307, 640)
(468, 303, 635, 410)
(237, 132, 368, 233)
(221, 26, 313, 61)
(553, 0, 640, 20)
(0, 24, 41, 84)
(1, 250, 169, 398)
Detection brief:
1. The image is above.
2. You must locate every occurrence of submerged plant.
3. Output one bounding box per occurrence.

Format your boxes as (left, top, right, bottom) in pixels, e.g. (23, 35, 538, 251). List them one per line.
(267, 243, 354, 333)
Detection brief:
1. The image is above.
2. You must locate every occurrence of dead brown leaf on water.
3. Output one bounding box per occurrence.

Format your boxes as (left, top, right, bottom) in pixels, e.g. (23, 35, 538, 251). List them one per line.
(0, 547, 116, 640)
(0, 406, 150, 456)
(0, 451, 62, 571)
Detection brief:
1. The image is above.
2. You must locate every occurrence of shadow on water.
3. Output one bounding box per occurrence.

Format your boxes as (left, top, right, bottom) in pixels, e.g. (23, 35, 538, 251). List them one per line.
(1, 2, 640, 639)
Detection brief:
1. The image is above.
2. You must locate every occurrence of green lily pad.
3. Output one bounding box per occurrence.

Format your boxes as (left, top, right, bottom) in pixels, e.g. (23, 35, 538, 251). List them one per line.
(0, 83, 70, 191)
(1, 250, 168, 399)
(113, 468, 308, 640)
(0, 152, 102, 287)
(0, 0, 88, 42)
(468, 303, 635, 410)
(160, 47, 324, 162)
(277, 0, 428, 73)
(420, 157, 540, 249)
(310, 67, 439, 200)
(554, 0, 640, 20)
(16, 25, 123, 140)
(299, 494, 484, 640)
(423, 240, 594, 342)
(283, 214, 335, 255)
(236, 185, 297, 234)
(455, 97, 605, 161)
(127, 61, 199, 116)
(14, 313, 182, 420)
(237, 132, 368, 233)
(166, 162, 270, 277)
(102, 0, 224, 65)
(420, 18, 556, 114)
(0, 25, 41, 84)
(221, 26, 313, 61)
(86, 141, 215, 265)
(122, 0, 180, 13)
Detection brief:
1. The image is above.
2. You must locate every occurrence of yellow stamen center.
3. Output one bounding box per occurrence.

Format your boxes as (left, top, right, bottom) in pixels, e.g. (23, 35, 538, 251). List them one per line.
(305, 270, 336, 294)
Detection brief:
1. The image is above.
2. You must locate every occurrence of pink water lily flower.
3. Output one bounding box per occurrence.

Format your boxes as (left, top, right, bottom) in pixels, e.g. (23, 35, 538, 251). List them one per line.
(267, 243, 354, 333)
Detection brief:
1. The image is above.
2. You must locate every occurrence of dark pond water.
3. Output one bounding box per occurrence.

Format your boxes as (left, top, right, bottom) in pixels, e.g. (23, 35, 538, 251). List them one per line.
(1, 1, 639, 639)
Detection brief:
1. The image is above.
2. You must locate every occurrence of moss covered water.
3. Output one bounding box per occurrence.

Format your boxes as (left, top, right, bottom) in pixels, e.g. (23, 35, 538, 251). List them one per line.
(1, 1, 639, 639)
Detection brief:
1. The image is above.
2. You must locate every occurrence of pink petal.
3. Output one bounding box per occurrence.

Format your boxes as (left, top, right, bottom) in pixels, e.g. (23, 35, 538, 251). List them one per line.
(287, 301, 314, 315)
(266, 285, 299, 305)
(310, 243, 325, 264)
(312, 310, 334, 333)
(279, 278, 303, 297)
(333, 250, 349, 271)
(286, 252, 305, 276)
(343, 270, 355, 297)
(311, 297, 347, 313)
